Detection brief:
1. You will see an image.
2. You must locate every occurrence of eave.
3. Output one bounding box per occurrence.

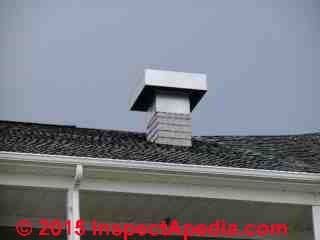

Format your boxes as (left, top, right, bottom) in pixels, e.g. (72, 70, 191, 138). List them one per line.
(0, 151, 320, 205)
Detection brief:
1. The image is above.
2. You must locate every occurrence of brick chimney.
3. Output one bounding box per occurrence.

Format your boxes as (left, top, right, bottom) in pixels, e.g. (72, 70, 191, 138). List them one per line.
(130, 69, 207, 147)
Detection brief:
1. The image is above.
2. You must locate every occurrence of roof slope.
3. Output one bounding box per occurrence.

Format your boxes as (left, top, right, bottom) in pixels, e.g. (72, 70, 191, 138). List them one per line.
(0, 121, 320, 173)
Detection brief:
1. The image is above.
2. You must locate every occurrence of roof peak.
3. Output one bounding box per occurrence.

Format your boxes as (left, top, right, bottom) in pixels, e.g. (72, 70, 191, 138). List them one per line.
(0, 120, 319, 137)
(0, 120, 145, 135)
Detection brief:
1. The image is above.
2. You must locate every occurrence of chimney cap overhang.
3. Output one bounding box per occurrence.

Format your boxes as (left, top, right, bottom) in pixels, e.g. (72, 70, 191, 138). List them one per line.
(130, 69, 207, 112)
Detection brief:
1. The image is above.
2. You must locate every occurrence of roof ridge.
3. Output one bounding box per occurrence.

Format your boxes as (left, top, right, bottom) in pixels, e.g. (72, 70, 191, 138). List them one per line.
(0, 120, 77, 128)
(0, 120, 145, 135)
(196, 132, 320, 138)
(1, 120, 319, 137)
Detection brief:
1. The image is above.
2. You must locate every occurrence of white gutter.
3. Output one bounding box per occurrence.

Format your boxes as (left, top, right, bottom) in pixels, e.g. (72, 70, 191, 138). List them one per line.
(0, 151, 320, 183)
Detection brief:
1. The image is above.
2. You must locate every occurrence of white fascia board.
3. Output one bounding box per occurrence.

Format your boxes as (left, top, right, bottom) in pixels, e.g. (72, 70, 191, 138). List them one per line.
(0, 151, 320, 184)
(1, 151, 320, 205)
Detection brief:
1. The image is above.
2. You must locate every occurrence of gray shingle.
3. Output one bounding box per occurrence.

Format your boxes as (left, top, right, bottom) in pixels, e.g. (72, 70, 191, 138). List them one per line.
(0, 120, 320, 173)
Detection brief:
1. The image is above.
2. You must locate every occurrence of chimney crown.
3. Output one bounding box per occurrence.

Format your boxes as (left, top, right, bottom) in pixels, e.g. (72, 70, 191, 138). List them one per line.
(130, 69, 207, 112)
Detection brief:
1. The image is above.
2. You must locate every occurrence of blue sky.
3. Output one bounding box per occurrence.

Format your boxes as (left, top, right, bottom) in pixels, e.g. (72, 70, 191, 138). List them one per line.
(0, 0, 319, 135)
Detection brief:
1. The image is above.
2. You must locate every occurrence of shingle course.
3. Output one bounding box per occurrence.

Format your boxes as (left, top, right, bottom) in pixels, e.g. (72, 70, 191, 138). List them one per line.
(0, 120, 320, 173)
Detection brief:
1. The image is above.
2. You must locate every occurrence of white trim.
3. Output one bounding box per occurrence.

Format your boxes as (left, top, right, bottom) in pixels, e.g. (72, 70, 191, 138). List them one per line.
(81, 178, 320, 205)
(67, 187, 80, 240)
(313, 206, 320, 240)
(1, 151, 319, 183)
(0, 173, 73, 189)
(67, 164, 82, 240)
(0, 151, 320, 205)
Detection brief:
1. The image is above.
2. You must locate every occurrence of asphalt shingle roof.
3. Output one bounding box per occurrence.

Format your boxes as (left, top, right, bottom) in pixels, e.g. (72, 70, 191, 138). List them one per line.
(1, 120, 320, 173)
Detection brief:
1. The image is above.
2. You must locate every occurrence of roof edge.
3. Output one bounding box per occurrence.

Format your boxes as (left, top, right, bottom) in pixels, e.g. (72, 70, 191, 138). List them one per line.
(1, 151, 319, 183)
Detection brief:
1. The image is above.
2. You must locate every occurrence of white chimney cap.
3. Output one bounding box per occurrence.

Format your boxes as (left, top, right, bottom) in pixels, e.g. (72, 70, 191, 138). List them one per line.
(130, 69, 207, 112)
